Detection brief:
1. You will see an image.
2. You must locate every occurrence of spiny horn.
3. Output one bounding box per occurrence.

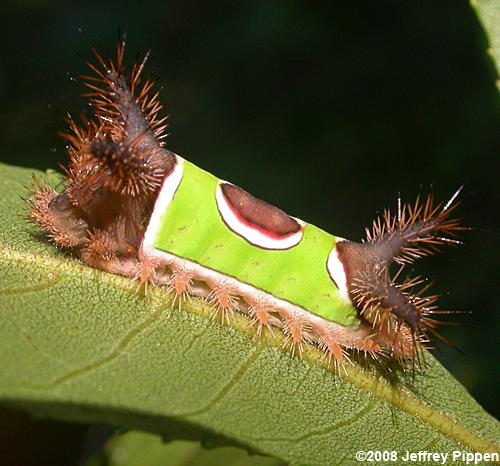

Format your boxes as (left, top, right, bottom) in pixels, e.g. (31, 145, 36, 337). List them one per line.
(336, 189, 467, 360)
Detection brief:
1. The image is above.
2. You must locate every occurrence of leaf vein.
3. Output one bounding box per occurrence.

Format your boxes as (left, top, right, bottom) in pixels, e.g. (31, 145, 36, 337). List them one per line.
(26, 306, 165, 390)
(247, 400, 377, 444)
(175, 343, 264, 419)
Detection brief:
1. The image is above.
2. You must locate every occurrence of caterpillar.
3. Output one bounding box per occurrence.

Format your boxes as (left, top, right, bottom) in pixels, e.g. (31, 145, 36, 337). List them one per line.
(28, 40, 465, 372)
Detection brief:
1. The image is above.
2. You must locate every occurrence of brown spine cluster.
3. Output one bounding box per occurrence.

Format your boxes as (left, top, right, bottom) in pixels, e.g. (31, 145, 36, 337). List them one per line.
(337, 190, 466, 364)
(28, 41, 175, 276)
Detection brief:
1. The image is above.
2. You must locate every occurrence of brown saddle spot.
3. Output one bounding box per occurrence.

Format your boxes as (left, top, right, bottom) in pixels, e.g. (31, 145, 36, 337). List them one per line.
(220, 183, 301, 237)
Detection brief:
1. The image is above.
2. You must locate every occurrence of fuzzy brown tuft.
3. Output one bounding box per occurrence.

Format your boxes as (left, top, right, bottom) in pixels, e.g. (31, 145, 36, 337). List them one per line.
(28, 38, 175, 271)
(365, 190, 465, 265)
(337, 189, 465, 364)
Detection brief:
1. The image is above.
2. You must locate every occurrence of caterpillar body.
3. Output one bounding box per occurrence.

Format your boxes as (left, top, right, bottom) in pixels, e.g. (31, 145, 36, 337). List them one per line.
(28, 41, 464, 371)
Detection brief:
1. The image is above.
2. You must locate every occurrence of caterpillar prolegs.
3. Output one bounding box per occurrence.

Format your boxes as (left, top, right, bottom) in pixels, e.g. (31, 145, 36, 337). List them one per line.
(28, 41, 465, 372)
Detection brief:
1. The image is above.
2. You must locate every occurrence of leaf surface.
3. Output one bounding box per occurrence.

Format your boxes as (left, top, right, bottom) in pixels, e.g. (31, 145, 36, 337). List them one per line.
(0, 163, 499, 465)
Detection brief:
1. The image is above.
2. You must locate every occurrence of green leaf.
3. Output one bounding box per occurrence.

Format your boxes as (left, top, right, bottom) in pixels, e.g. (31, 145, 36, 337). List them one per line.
(0, 163, 499, 465)
(472, 0, 500, 88)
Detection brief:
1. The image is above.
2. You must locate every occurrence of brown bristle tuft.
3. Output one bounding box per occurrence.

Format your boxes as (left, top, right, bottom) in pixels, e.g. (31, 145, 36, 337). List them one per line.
(28, 178, 89, 249)
(81, 40, 168, 144)
(27, 39, 175, 273)
(350, 267, 450, 365)
(366, 188, 466, 265)
(87, 135, 165, 197)
(337, 189, 467, 365)
(28, 178, 59, 230)
(82, 229, 115, 262)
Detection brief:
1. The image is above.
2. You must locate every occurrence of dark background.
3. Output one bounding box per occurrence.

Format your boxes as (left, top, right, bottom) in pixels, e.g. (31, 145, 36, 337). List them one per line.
(0, 1, 498, 464)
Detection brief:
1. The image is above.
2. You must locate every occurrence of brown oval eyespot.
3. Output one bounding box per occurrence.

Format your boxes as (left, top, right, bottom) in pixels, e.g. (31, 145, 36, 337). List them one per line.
(220, 183, 301, 238)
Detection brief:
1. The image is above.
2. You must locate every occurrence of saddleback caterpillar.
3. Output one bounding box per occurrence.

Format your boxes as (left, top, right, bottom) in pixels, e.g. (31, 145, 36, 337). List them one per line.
(28, 40, 466, 372)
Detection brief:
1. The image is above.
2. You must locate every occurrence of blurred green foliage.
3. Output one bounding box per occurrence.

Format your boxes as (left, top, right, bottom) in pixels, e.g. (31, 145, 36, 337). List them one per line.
(86, 431, 285, 466)
(0, 1, 498, 463)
